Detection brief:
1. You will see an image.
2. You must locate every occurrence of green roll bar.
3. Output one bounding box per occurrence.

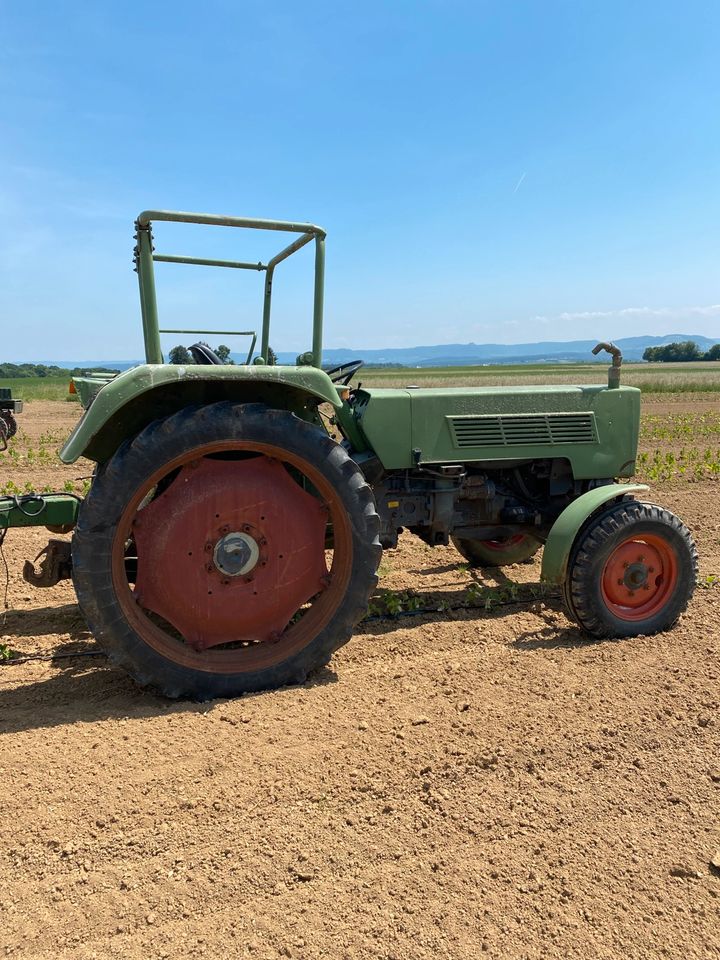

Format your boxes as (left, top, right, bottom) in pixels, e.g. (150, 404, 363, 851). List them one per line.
(133, 210, 327, 367)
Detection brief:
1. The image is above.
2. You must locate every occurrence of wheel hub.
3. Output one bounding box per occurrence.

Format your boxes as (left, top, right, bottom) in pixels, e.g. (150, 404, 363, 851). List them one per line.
(622, 561, 648, 590)
(213, 531, 260, 577)
(131, 455, 329, 650)
(602, 534, 678, 620)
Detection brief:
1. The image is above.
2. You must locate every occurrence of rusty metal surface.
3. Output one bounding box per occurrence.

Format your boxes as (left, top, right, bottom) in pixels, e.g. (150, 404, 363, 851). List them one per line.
(22, 539, 72, 588)
(0, 411, 17, 449)
(132, 456, 328, 650)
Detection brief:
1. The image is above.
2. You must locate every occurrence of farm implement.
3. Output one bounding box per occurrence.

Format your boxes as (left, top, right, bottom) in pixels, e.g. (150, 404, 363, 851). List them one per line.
(0, 210, 698, 699)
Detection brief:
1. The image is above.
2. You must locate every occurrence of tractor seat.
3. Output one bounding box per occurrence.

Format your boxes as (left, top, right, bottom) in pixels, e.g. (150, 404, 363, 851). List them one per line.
(189, 343, 224, 365)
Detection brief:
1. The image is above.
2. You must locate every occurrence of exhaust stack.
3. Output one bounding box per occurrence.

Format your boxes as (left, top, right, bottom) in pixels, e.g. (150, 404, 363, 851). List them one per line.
(592, 342, 622, 389)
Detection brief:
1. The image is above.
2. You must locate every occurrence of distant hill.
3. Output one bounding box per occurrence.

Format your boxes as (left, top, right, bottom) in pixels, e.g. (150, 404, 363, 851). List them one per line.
(266, 333, 720, 367)
(11, 334, 720, 370)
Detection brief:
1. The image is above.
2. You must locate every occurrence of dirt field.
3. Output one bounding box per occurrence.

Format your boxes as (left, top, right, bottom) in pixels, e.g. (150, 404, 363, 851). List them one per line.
(1, 400, 719, 960)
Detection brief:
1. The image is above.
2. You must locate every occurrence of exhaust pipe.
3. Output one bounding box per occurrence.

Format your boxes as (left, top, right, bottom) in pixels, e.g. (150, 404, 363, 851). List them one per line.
(592, 342, 622, 389)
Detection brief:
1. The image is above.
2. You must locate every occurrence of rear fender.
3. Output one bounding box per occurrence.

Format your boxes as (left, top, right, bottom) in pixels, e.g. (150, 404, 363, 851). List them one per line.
(60, 364, 341, 464)
(541, 483, 650, 584)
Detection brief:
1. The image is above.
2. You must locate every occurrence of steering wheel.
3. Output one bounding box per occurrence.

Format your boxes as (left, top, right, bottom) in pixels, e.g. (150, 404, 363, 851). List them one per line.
(324, 359, 364, 385)
(189, 342, 224, 365)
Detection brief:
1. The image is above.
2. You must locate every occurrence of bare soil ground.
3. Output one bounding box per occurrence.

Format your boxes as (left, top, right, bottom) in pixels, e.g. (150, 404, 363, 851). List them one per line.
(1, 401, 719, 960)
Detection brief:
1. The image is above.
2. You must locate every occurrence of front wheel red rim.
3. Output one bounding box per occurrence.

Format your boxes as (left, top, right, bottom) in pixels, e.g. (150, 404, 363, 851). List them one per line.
(601, 533, 679, 621)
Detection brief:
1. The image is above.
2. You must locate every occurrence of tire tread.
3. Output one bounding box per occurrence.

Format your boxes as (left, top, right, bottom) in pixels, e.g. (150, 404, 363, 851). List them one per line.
(72, 402, 382, 700)
(564, 499, 697, 638)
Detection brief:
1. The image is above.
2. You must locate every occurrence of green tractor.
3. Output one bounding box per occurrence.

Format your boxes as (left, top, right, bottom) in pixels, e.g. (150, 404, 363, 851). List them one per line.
(2, 211, 697, 699)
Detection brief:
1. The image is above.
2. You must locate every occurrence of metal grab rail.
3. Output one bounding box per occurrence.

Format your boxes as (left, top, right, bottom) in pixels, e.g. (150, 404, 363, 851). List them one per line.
(133, 210, 327, 367)
(158, 329, 258, 365)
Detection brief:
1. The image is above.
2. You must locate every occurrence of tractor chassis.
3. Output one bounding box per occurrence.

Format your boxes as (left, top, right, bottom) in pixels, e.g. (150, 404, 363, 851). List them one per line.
(0, 210, 699, 700)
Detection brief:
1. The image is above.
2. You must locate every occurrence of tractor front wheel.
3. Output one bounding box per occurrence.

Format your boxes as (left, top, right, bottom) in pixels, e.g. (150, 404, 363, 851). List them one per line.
(451, 533, 541, 567)
(72, 402, 382, 699)
(563, 500, 697, 638)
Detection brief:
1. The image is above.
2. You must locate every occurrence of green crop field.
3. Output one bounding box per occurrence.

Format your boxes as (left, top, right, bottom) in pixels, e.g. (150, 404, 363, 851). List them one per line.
(1, 376, 78, 402)
(359, 361, 720, 392)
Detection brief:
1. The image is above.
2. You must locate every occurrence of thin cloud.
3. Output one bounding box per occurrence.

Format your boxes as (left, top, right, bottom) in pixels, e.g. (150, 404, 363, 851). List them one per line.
(513, 172, 527, 194)
(532, 304, 720, 324)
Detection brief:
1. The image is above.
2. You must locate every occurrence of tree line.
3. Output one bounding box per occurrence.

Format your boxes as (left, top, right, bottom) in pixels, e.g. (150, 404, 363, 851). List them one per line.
(167, 344, 278, 365)
(1, 346, 284, 378)
(0, 362, 118, 378)
(643, 341, 720, 362)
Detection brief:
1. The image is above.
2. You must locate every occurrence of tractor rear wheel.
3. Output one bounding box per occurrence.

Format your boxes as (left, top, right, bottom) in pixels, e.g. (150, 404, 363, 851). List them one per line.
(72, 402, 382, 699)
(451, 533, 541, 567)
(563, 500, 697, 638)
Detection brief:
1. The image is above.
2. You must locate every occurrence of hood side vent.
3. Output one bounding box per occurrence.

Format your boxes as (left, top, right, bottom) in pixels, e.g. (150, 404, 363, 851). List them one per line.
(449, 412, 597, 448)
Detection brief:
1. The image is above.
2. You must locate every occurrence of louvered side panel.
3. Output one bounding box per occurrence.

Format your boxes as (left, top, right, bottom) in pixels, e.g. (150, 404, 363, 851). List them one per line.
(448, 412, 597, 449)
(449, 416, 504, 447)
(500, 417, 552, 444)
(548, 415, 597, 443)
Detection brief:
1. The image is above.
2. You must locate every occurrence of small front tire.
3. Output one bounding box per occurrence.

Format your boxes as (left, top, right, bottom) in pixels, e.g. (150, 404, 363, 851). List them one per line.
(563, 500, 697, 638)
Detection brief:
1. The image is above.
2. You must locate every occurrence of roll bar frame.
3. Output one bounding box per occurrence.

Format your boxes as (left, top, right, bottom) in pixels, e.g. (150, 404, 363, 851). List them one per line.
(133, 210, 327, 366)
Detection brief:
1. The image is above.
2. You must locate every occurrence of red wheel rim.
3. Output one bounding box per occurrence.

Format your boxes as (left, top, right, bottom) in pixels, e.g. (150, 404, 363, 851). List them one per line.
(111, 440, 353, 674)
(482, 534, 527, 552)
(601, 533, 679, 622)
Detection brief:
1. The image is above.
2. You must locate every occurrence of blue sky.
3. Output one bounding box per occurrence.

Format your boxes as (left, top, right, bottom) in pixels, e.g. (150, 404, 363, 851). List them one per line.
(1, 1, 719, 360)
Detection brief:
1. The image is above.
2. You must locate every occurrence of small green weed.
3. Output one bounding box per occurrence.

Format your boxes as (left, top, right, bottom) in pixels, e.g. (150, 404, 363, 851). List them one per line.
(637, 447, 720, 483)
(698, 574, 720, 590)
(366, 588, 424, 617)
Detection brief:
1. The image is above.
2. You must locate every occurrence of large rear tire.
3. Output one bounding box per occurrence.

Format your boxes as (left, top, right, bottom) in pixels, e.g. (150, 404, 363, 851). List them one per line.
(72, 402, 382, 699)
(563, 500, 697, 638)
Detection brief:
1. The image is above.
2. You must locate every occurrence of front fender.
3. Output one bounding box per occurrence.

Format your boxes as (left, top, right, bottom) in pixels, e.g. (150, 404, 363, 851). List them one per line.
(60, 364, 341, 464)
(541, 483, 650, 585)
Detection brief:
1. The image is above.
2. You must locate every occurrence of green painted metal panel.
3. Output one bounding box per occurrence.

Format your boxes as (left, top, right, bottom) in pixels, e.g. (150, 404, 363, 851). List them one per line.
(73, 374, 118, 407)
(334, 400, 369, 454)
(60, 364, 342, 464)
(407, 384, 640, 479)
(352, 384, 640, 475)
(0, 493, 80, 530)
(136, 225, 163, 364)
(540, 483, 649, 584)
(353, 389, 414, 468)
